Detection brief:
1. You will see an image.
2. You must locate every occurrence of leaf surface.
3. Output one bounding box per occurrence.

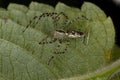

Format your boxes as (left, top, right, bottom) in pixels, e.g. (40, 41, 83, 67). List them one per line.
(0, 2, 115, 80)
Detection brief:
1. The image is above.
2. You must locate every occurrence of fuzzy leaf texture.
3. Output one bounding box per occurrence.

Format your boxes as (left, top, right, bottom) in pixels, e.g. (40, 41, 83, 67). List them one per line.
(0, 1, 116, 80)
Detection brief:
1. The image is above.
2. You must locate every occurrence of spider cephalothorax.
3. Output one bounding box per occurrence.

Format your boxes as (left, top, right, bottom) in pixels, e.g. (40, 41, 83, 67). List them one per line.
(67, 30, 85, 38)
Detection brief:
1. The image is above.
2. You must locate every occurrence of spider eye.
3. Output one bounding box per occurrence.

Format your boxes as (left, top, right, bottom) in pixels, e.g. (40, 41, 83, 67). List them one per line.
(71, 31, 75, 35)
(79, 32, 84, 35)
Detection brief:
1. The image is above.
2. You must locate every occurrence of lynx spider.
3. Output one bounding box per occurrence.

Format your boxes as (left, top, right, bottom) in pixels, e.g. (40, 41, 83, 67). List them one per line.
(23, 12, 89, 65)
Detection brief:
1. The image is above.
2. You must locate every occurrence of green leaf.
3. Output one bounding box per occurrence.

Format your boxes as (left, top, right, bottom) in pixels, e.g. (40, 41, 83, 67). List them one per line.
(7, 3, 28, 13)
(0, 1, 115, 80)
(8, 9, 28, 26)
(81, 2, 107, 21)
(29, 2, 54, 12)
(26, 10, 43, 23)
(55, 2, 81, 19)
(112, 45, 120, 61)
(0, 39, 55, 80)
(0, 8, 6, 11)
(109, 69, 120, 80)
(59, 58, 120, 80)
(0, 19, 56, 79)
(0, 10, 9, 19)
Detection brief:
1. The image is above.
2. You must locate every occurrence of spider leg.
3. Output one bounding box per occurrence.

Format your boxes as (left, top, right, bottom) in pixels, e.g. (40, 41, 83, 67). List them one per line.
(38, 37, 57, 65)
(23, 12, 68, 32)
(66, 15, 89, 26)
(83, 31, 90, 45)
(53, 39, 70, 54)
(47, 39, 70, 65)
(53, 12, 68, 21)
(47, 56, 54, 65)
(39, 38, 57, 45)
(23, 12, 57, 32)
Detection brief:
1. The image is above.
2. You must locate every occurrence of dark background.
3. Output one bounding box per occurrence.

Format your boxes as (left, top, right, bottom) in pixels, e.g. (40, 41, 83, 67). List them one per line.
(0, 0, 120, 46)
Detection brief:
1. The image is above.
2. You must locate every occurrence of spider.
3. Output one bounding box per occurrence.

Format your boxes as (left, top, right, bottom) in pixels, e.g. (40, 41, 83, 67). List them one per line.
(23, 12, 89, 65)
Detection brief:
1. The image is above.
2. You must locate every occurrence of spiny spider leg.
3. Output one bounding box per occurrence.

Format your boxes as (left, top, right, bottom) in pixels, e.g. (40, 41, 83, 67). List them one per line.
(39, 38, 57, 45)
(66, 15, 89, 45)
(84, 31, 90, 45)
(66, 15, 89, 26)
(47, 56, 54, 65)
(23, 12, 69, 32)
(53, 12, 68, 21)
(53, 39, 70, 54)
(47, 39, 70, 65)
